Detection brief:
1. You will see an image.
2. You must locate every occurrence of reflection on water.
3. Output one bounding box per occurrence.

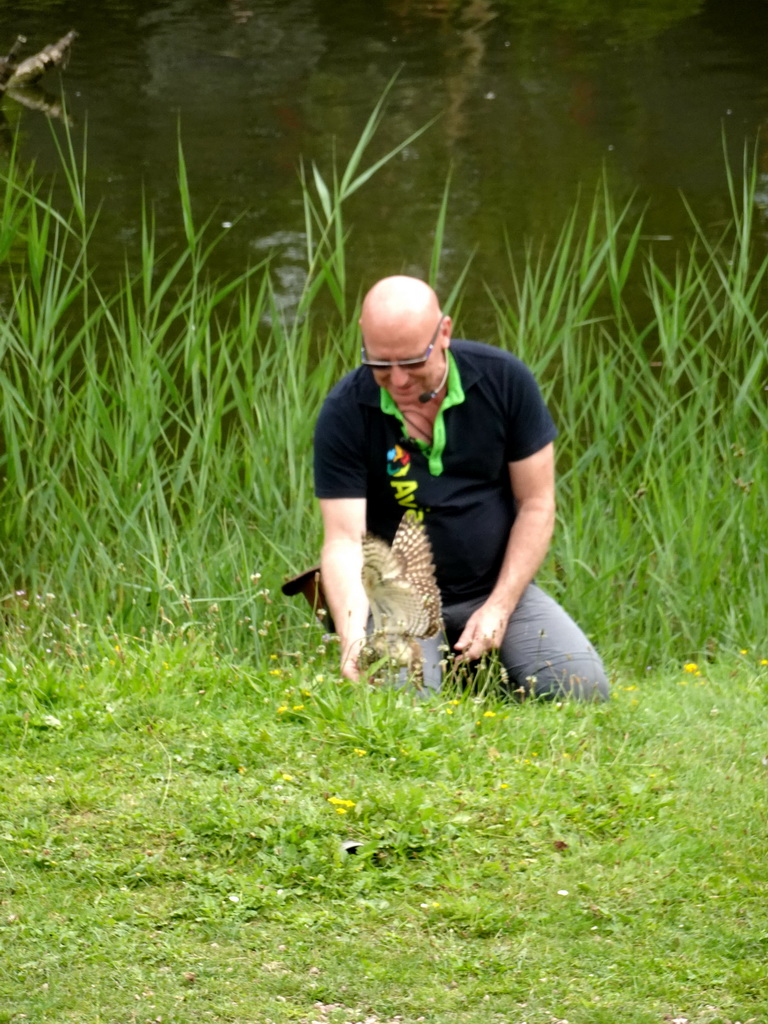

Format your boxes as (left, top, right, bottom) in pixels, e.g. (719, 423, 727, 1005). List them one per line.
(250, 229, 309, 314)
(1, 0, 768, 328)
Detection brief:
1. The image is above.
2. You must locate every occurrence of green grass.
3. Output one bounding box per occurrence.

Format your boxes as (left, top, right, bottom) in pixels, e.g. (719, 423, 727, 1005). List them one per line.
(2, 639, 768, 1023)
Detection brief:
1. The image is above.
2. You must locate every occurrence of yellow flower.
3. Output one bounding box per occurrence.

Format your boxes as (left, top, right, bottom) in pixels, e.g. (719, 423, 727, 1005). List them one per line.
(328, 797, 356, 808)
(292, 704, 304, 711)
(444, 708, 454, 715)
(237, 765, 246, 774)
(683, 662, 698, 673)
(282, 774, 294, 781)
(448, 699, 460, 706)
(353, 748, 367, 757)
(277, 705, 288, 713)
(269, 669, 282, 676)
(760, 659, 768, 666)
(335, 807, 347, 815)
(483, 710, 497, 718)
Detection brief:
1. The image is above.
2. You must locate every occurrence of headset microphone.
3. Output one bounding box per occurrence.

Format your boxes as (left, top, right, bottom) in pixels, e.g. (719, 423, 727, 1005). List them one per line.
(417, 359, 450, 404)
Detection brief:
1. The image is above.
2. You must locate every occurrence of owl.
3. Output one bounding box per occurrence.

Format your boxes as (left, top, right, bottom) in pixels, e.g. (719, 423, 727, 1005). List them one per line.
(359, 512, 442, 688)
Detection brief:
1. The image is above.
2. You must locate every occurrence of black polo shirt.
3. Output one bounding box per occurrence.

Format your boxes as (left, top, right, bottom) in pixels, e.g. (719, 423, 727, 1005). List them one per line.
(313, 340, 557, 604)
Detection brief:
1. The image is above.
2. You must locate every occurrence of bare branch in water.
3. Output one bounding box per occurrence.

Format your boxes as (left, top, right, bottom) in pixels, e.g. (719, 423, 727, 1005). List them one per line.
(1, 30, 77, 91)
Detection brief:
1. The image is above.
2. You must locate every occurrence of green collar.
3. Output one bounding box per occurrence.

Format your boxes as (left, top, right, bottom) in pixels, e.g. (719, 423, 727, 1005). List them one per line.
(379, 350, 465, 475)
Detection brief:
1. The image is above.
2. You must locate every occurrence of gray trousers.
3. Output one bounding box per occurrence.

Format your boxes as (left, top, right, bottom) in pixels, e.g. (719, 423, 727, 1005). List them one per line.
(401, 582, 609, 701)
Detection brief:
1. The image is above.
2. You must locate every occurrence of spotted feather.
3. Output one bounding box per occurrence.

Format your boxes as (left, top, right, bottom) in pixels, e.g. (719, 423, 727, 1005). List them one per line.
(361, 511, 442, 639)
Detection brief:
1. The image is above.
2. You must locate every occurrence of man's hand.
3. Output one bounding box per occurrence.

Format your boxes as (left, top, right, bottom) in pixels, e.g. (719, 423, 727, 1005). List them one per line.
(340, 636, 365, 681)
(453, 599, 510, 662)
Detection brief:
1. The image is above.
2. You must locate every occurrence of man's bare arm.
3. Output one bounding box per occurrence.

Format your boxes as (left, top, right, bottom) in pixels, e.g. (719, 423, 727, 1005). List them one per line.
(454, 442, 556, 661)
(319, 497, 368, 680)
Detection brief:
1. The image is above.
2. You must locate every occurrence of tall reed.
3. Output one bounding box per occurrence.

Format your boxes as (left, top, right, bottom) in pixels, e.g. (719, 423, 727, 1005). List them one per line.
(493, 160, 767, 665)
(1, 119, 765, 671)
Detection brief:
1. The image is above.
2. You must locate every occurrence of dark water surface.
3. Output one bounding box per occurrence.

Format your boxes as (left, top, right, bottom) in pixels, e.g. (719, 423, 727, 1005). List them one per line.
(2, 0, 768, 332)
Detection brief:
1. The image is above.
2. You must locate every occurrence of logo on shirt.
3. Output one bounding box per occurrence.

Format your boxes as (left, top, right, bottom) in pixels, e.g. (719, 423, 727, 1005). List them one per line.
(386, 444, 410, 478)
(386, 443, 421, 516)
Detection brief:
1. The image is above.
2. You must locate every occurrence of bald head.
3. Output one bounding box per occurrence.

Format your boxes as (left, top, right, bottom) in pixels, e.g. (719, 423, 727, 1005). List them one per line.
(360, 276, 443, 345)
(359, 276, 452, 405)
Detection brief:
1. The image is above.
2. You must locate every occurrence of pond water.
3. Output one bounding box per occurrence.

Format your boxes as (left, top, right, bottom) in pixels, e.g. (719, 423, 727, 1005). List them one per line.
(2, 0, 768, 333)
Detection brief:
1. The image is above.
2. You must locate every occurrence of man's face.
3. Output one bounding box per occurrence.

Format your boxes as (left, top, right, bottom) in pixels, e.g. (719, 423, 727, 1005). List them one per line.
(361, 315, 449, 404)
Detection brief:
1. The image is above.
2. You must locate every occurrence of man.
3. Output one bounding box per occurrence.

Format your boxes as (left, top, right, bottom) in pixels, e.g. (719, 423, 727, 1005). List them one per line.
(313, 275, 609, 700)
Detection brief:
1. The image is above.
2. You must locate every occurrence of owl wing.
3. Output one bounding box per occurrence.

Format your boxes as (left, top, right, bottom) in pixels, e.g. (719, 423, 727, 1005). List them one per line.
(361, 513, 442, 638)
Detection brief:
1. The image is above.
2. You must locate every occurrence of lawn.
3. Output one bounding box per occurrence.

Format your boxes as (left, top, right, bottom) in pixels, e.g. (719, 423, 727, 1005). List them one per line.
(2, 635, 767, 1024)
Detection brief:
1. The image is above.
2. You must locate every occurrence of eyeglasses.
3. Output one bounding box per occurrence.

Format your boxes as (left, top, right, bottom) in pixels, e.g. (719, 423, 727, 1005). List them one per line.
(360, 315, 445, 370)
